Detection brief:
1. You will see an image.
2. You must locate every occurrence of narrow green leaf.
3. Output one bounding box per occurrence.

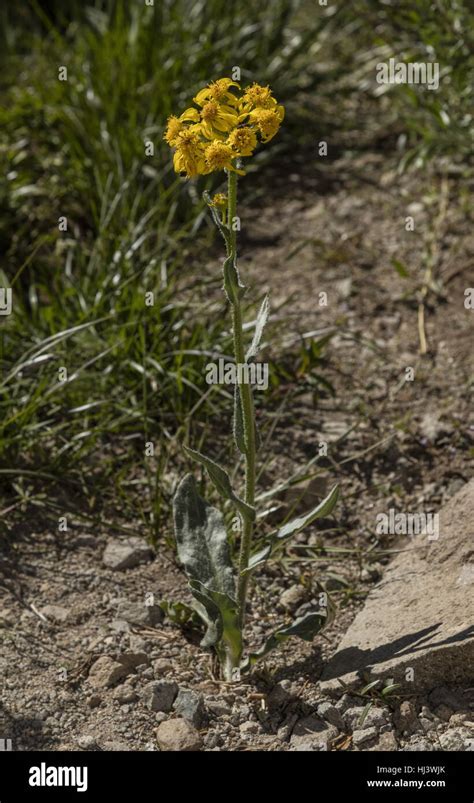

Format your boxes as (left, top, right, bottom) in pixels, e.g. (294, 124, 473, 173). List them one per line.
(159, 599, 200, 627)
(241, 610, 331, 671)
(392, 258, 409, 278)
(275, 484, 339, 541)
(183, 445, 255, 521)
(223, 255, 247, 305)
(240, 542, 273, 576)
(358, 701, 373, 727)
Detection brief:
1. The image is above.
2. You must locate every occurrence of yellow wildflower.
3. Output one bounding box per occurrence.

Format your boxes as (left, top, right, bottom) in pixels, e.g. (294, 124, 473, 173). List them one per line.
(194, 78, 240, 107)
(227, 126, 257, 157)
(247, 106, 285, 142)
(164, 108, 200, 146)
(204, 141, 235, 173)
(210, 193, 228, 209)
(172, 128, 206, 178)
(240, 83, 276, 112)
(199, 100, 239, 140)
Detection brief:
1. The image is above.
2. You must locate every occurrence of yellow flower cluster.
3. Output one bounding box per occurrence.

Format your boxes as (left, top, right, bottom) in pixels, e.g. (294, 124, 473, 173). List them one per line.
(164, 78, 284, 178)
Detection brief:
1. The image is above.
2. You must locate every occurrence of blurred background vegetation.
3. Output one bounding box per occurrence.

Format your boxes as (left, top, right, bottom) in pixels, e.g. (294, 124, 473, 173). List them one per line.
(0, 0, 472, 539)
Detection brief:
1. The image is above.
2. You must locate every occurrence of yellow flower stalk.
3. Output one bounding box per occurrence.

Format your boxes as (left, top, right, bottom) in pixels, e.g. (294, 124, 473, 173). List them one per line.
(165, 77, 338, 682)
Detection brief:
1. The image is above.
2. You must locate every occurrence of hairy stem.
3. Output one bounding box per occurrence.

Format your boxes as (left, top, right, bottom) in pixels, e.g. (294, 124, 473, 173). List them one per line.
(227, 169, 256, 632)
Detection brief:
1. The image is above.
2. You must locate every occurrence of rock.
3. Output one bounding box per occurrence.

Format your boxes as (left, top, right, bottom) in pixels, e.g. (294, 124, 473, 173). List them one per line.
(155, 719, 202, 751)
(101, 740, 131, 751)
(279, 585, 307, 611)
(434, 704, 453, 722)
(173, 689, 206, 728)
(206, 700, 232, 717)
(116, 600, 163, 628)
(393, 701, 419, 735)
(113, 684, 138, 704)
(449, 713, 472, 727)
(352, 726, 378, 747)
(368, 731, 398, 751)
(343, 707, 368, 730)
(402, 737, 434, 751)
(40, 605, 70, 623)
(86, 695, 102, 708)
(321, 480, 474, 693)
(439, 728, 471, 751)
(290, 716, 337, 751)
(419, 412, 451, 443)
(428, 686, 464, 712)
(142, 681, 178, 713)
(102, 537, 154, 571)
(316, 702, 345, 730)
(119, 652, 150, 670)
(88, 656, 130, 689)
(76, 734, 98, 750)
(240, 721, 259, 735)
(268, 683, 293, 711)
(152, 658, 174, 675)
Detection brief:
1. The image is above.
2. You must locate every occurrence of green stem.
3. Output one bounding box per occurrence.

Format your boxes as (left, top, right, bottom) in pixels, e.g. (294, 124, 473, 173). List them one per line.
(227, 169, 256, 632)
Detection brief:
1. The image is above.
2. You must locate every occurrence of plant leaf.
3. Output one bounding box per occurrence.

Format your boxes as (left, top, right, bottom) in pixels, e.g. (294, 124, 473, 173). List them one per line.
(275, 484, 339, 541)
(241, 610, 331, 671)
(240, 542, 273, 576)
(183, 445, 255, 521)
(173, 473, 235, 597)
(190, 580, 242, 665)
(246, 295, 270, 361)
(223, 255, 247, 305)
(159, 599, 200, 627)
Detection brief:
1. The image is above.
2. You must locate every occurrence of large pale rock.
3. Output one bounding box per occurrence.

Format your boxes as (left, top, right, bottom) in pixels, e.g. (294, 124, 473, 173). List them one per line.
(322, 480, 474, 693)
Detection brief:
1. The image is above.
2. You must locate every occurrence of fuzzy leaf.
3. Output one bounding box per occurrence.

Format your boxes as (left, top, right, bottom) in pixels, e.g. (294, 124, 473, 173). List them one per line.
(275, 484, 339, 541)
(173, 473, 235, 597)
(223, 255, 247, 305)
(183, 445, 255, 521)
(241, 610, 331, 671)
(240, 542, 272, 576)
(246, 295, 270, 361)
(190, 580, 242, 664)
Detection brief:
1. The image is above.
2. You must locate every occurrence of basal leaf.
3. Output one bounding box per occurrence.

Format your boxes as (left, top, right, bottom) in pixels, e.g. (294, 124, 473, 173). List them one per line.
(159, 599, 200, 627)
(190, 580, 242, 665)
(183, 445, 255, 521)
(246, 295, 270, 361)
(173, 473, 235, 598)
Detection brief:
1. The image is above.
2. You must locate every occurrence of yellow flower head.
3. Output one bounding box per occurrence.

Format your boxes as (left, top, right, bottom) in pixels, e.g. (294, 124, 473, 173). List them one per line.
(204, 141, 235, 173)
(164, 108, 200, 146)
(227, 126, 257, 157)
(200, 100, 239, 139)
(172, 129, 206, 178)
(248, 106, 285, 142)
(194, 78, 240, 107)
(240, 83, 276, 111)
(165, 77, 284, 177)
(209, 192, 228, 210)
